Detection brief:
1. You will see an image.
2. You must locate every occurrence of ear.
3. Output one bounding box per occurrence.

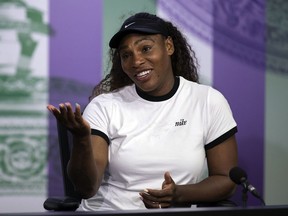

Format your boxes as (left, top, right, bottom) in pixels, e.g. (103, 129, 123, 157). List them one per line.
(165, 36, 174, 55)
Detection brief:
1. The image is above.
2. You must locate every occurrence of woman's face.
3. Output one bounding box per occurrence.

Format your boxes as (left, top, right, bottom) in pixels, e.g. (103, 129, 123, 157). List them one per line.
(118, 33, 175, 96)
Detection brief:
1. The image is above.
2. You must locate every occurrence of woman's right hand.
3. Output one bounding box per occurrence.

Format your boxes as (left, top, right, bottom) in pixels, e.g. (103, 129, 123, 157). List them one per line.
(47, 102, 90, 137)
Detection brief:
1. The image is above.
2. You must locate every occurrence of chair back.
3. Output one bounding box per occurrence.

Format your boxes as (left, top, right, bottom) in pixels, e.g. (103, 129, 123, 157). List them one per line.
(57, 120, 79, 198)
(43, 121, 81, 211)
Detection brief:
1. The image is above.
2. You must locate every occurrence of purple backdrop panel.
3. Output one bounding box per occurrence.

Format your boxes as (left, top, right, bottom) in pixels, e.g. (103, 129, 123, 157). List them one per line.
(49, 0, 102, 85)
(212, 1, 266, 206)
(48, 0, 102, 196)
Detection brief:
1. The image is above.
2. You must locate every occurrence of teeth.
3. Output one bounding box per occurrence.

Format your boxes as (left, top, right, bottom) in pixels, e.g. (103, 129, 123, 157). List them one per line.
(137, 70, 150, 77)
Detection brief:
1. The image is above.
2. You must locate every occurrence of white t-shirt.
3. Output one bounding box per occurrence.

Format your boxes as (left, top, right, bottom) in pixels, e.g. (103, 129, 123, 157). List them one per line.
(80, 76, 237, 210)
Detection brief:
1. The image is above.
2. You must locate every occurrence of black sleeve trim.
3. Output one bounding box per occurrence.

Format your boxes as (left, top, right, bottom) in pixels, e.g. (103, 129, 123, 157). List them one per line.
(205, 126, 238, 151)
(91, 129, 110, 145)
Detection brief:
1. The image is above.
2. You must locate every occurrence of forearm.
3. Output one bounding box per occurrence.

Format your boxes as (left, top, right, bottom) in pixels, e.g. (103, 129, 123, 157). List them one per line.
(174, 175, 236, 205)
(67, 135, 99, 199)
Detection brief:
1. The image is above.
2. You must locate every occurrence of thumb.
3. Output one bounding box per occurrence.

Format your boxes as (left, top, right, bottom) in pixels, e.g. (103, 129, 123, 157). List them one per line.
(162, 172, 173, 189)
(164, 172, 173, 183)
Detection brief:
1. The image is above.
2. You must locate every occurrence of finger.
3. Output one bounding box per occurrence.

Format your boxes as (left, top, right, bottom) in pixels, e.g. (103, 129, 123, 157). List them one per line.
(158, 202, 171, 208)
(140, 190, 173, 208)
(144, 189, 164, 198)
(140, 190, 159, 202)
(142, 199, 170, 209)
(59, 102, 67, 116)
(144, 192, 172, 203)
(47, 104, 58, 113)
(141, 198, 162, 209)
(65, 102, 75, 121)
(146, 186, 174, 198)
(57, 103, 70, 125)
(75, 103, 81, 115)
(74, 103, 83, 122)
(47, 105, 61, 119)
(141, 189, 173, 203)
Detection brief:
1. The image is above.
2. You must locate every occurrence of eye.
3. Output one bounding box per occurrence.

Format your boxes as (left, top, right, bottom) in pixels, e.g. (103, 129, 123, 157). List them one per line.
(120, 52, 130, 60)
(142, 46, 152, 53)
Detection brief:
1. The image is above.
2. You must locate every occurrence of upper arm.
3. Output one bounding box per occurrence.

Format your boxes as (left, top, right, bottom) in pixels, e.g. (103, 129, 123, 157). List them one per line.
(206, 135, 238, 177)
(91, 135, 109, 185)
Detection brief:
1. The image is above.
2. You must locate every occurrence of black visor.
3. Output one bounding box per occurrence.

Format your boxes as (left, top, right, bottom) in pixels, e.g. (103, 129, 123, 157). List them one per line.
(109, 13, 169, 48)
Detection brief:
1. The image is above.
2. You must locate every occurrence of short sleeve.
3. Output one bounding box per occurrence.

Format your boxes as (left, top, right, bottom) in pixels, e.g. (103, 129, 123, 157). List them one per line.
(204, 88, 237, 149)
(82, 97, 110, 144)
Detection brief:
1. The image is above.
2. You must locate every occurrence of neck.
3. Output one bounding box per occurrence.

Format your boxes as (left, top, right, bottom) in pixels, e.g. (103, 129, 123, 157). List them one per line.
(136, 76, 179, 102)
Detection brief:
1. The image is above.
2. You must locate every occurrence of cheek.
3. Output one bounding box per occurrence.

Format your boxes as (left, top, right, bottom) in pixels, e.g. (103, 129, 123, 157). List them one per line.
(121, 66, 133, 79)
(120, 60, 128, 73)
(121, 64, 129, 75)
(121, 59, 135, 76)
(154, 55, 169, 69)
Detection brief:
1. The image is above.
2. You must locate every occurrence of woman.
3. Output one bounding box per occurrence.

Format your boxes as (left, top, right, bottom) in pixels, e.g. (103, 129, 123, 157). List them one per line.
(47, 12, 238, 210)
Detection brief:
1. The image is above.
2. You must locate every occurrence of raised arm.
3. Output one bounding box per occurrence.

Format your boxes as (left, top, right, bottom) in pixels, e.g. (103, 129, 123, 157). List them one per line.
(47, 103, 108, 199)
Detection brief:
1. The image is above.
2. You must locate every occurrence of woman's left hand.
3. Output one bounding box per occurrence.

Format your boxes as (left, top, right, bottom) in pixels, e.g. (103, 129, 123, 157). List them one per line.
(139, 172, 176, 209)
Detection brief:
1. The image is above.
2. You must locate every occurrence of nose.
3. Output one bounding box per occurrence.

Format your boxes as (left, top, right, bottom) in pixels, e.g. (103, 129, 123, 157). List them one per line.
(132, 52, 144, 68)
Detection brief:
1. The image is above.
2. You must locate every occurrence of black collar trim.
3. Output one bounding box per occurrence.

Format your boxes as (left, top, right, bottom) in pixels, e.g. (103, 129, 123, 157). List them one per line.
(136, 77, 179, 102)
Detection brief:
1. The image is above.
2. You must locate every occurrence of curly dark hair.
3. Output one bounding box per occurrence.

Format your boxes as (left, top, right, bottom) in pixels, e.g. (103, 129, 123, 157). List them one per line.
(89, 12, 199, 101)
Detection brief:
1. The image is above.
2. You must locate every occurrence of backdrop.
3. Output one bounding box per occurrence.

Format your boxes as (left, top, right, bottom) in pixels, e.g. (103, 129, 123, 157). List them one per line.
(0, 0, 287, 213)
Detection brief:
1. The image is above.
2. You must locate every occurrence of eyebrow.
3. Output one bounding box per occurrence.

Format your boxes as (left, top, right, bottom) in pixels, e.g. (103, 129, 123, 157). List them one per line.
(118, 36, 156, 51)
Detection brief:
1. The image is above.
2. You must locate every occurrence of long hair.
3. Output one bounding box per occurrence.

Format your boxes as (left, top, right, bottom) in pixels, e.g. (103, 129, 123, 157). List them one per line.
(89, 13, 199, 101)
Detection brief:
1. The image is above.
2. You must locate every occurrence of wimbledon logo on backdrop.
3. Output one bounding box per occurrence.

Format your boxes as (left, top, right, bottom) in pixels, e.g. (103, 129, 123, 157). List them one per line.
(0, 0, 50, 195)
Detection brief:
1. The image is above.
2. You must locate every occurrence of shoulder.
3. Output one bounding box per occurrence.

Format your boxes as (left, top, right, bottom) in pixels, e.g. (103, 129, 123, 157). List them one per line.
(84, 84, 135, 112)
(91, 84, 135, 103)
(179, 76, 230, 108)
(179, 76, 220, 99)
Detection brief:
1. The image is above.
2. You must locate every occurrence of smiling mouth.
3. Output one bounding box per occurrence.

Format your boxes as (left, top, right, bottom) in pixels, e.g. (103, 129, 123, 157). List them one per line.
(135, 70, 151, 79)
